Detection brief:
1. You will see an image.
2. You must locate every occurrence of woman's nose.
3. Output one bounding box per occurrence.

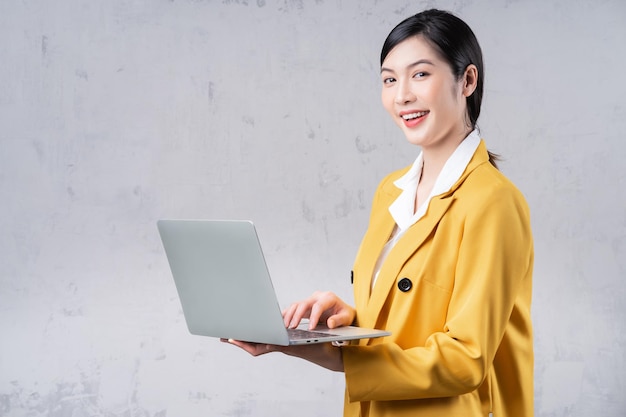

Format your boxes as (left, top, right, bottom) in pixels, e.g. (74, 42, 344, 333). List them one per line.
(395, 80, 416, 104)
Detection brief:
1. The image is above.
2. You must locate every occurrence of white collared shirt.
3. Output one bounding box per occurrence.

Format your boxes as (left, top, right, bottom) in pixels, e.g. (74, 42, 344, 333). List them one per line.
(371, 130, 481, 289)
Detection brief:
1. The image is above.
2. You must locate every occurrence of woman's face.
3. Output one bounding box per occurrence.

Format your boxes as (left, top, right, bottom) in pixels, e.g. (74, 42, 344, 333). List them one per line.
(381, 36, 473, 150)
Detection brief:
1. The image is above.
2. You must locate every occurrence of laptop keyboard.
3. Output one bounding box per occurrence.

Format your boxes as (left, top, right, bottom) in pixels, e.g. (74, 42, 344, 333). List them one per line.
(288, 328, 334, 340)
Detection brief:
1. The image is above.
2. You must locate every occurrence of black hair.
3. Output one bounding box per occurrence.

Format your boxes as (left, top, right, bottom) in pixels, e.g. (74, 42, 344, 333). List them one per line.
(381, 9, 499, 167)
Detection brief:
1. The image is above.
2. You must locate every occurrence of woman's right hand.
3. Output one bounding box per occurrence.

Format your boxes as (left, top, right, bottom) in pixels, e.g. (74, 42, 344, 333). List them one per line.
(282, 291, 356, 330)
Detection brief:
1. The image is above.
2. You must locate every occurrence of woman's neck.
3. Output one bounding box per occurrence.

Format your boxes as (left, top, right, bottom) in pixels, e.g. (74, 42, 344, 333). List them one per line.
(414, 126, 472, 212)
(420, 128, 470, 181)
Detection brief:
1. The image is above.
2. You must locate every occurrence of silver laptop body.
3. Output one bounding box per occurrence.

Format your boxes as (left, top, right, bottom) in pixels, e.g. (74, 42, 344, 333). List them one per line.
(157, 219, 390, 346)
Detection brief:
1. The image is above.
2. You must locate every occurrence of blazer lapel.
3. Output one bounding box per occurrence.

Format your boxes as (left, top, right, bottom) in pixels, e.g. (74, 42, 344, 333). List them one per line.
(355, 139, 490, 329)
(361, 194, 456, 328)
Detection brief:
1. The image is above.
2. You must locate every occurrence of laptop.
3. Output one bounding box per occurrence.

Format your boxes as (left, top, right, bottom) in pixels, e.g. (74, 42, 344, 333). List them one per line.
(157, 219, 390, 346)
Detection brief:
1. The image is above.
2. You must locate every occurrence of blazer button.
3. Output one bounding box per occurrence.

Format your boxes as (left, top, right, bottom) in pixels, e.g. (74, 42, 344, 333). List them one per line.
(398, 278, 412, 292)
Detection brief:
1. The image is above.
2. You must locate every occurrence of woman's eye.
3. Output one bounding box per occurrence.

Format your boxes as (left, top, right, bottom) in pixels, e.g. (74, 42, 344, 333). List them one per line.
(413, 72, 428, 79)
(383, 77, 396, 84)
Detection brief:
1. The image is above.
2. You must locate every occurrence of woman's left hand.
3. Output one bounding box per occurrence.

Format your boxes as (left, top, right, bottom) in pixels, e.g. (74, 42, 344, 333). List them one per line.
(221, 338, 344, 372)
(220, 338, 284, 357)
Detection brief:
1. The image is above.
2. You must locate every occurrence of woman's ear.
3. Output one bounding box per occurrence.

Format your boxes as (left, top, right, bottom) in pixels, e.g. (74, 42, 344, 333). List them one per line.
(462, 64, 478, 97)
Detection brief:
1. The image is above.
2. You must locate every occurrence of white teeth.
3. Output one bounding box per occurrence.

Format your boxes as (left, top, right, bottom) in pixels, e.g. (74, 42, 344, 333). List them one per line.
(402, 111, 428, 120)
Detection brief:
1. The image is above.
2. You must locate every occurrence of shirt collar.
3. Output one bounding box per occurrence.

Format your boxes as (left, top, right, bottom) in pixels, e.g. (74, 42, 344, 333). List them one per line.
(389, 129, 481, 231)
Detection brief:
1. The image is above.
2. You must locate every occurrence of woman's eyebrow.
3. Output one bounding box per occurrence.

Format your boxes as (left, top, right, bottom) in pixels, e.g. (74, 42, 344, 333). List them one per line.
(380, 59, 435, 74)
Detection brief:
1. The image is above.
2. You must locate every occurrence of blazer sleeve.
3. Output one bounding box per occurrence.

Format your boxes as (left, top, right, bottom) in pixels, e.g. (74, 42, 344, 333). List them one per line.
(342, 180, 533, 401)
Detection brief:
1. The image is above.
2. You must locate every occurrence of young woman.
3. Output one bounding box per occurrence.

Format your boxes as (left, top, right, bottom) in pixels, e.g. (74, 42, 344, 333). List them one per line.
(225, 9, 534, 417)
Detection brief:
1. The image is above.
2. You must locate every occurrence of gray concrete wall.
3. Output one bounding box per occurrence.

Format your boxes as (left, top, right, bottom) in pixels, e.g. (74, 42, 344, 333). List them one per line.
(1, 0, 624, 415)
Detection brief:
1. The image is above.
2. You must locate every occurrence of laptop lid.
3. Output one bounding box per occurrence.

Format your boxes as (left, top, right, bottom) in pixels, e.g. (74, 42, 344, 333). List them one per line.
(157, 219, 390, 346)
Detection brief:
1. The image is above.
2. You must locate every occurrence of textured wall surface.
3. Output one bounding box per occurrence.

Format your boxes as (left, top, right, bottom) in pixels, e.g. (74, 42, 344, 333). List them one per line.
(1, 0, 624, 416)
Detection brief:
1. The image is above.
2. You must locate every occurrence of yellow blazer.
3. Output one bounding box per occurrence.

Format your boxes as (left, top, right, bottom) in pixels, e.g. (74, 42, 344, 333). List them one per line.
(341, 140, 534, 417)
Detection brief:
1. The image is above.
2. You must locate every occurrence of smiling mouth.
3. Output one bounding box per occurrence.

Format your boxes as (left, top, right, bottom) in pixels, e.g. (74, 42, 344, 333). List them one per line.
(401, 111, 429, 121)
